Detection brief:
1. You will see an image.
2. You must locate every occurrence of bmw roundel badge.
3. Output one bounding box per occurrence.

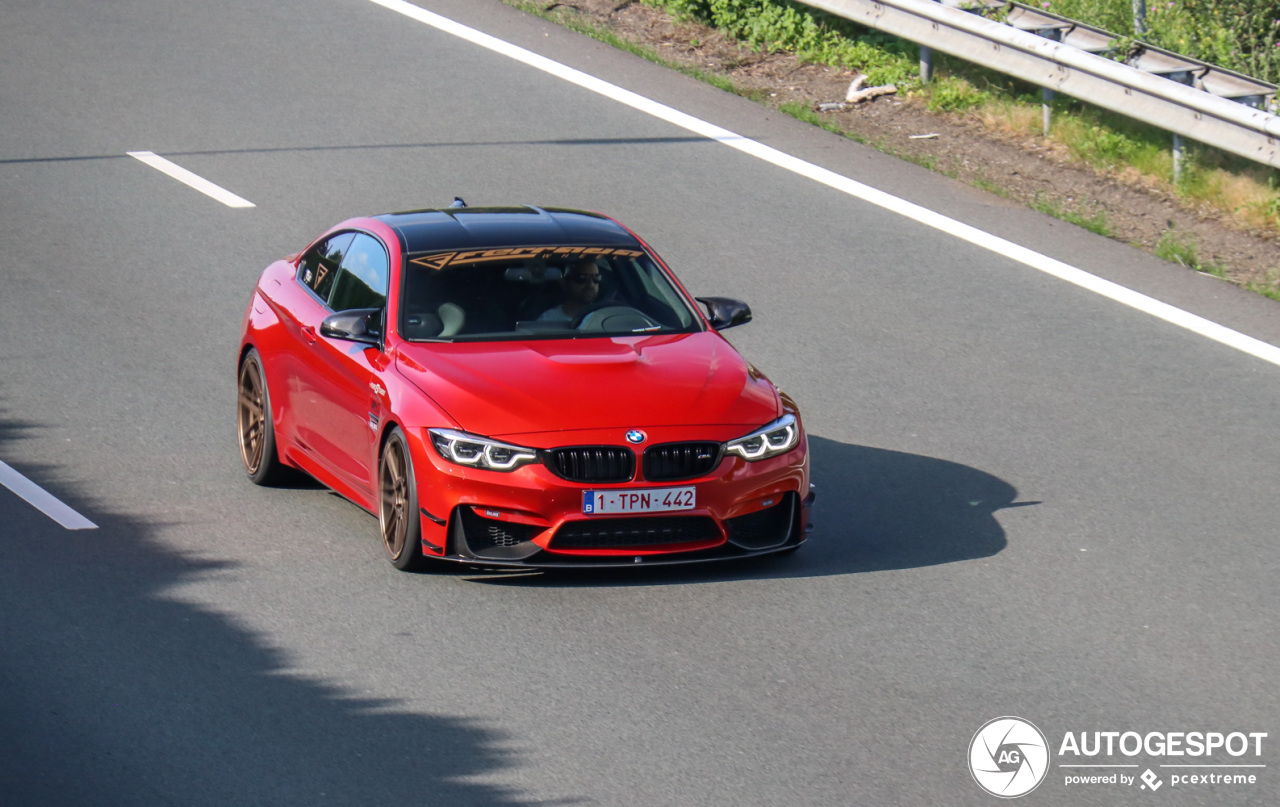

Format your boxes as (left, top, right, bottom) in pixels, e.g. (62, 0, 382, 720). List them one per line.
(625, 430, 646, 444)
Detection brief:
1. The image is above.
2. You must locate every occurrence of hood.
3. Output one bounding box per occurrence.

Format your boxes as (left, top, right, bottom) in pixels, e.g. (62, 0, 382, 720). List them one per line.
(395, 333, 780, 439)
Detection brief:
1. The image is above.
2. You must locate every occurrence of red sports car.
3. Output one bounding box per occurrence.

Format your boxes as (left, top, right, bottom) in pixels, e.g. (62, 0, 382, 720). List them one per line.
(237, 202, 813, 569)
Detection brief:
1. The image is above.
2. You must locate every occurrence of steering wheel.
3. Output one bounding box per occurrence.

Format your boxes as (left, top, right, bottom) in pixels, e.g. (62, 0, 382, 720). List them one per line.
(572, 304, 660, 332)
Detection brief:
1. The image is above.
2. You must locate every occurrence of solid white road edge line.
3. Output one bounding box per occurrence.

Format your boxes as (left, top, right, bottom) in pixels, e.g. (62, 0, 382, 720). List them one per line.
(368, 0, 1280, 369)
(0, 460, 98, 530)
(127, 151, 255, 208)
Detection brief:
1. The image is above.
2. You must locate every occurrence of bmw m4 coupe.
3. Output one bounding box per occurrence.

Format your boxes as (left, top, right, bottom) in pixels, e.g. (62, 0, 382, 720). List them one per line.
(237, 202, 813, 569)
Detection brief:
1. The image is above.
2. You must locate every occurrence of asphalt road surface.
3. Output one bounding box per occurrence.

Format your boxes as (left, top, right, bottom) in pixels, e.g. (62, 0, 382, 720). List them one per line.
(2, 1, 1277, 804)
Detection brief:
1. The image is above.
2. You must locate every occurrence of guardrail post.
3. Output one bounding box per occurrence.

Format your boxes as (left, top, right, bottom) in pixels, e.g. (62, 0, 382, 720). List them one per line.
(1132, 0, 1146, 37)
(919, 0, 941, 83)
(1042, 87, 1054, 135)
(1172, 133, 1184, 184)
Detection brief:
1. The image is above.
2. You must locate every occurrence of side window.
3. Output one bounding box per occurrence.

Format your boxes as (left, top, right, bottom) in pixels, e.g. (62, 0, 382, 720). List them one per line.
(297, 232, 355, 304)
(329, 233, 390, 312)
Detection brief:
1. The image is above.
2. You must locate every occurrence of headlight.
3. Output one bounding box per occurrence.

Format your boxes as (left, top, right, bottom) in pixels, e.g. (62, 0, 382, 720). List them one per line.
(428, 429, 539, 472)
(725, 414, 799, 461)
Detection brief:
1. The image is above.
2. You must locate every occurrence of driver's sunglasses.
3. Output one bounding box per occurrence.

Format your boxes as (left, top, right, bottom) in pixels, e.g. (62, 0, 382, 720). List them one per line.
(568, 274, 601, 285)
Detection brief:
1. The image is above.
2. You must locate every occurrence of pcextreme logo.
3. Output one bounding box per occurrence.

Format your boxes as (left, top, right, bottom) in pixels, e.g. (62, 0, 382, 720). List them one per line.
(969, 718, 1269, 798)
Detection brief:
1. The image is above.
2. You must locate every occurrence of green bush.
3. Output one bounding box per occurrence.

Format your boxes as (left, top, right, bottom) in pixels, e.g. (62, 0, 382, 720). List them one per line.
(1150, 1, 1280, 85)
(645, 0, 921, 86)
(1034, 0, 1133, 36)
(653, 0, 1279, 90)
(925, 75, 992, 111)
(658, 0, 1280, 86)
(1042, 0, 1280, 84)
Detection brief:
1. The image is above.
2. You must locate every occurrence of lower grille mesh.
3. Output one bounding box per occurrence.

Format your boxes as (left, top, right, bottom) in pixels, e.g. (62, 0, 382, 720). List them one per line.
(551, 516, 720, 549)
(459, 508, 542, 553)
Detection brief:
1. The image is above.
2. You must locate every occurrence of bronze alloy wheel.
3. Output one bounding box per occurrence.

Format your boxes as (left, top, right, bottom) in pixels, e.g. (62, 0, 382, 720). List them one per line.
(237, 349, 284, 485)
(238, 357, 267, 475)
(379, 429, 423, 570)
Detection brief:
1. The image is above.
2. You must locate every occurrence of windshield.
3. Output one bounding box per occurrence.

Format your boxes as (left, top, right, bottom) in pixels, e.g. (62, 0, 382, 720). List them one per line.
(399, 246, 702, 341)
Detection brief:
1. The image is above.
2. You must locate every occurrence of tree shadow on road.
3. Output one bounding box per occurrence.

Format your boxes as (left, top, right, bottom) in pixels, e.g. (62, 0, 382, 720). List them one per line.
(0, 411, 573, 807)
(465, 434, 1035, 588)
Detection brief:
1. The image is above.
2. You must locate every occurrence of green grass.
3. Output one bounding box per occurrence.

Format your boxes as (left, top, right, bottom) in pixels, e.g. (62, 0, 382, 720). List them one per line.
(1032, 196, 1117, 238)
(1154, 229, 1227, 277)
(778, 101, 845, 134)
(643, 0, 923, 87)
(971, 175, 1012, 198)
(923, 74, 992, 113)
(1246, 274, 1280, 301)
(1052, 107, 1169, 175)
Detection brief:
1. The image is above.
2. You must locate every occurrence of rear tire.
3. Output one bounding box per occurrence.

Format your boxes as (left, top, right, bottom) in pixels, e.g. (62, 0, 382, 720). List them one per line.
(237, 349, 287, 486)
(380, 428, 424, 571)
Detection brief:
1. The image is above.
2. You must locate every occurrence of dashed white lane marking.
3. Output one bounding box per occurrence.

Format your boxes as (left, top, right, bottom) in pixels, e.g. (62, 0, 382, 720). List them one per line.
(0, 460, 97, 530)
(127, 151, 255, 208)
(368, 0, 1280, 369)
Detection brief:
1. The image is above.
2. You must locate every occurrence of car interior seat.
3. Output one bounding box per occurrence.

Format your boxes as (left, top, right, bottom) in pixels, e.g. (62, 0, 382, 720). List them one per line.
(438, 302, 464, 337)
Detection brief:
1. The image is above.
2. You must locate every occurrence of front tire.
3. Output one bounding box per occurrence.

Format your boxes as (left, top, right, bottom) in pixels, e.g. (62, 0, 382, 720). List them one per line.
(380, 428, 424, 571)
(238, 349, 287, 486)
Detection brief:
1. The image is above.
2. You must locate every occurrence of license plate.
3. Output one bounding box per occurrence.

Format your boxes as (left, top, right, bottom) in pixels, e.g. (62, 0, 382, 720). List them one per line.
(583, 487, 695, 514)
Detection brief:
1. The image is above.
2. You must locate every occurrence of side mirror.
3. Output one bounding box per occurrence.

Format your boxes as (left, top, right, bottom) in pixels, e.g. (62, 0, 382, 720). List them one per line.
(696, 297, 752, 331)
(320, 308, 383, 346)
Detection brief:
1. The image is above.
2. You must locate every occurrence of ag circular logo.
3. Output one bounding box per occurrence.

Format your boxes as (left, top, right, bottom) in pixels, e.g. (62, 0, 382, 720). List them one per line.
(625, 430, 646, 444)
(968, 716, 1050, 798)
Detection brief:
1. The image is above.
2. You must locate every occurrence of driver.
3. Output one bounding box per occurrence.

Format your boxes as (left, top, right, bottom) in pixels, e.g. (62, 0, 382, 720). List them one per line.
(537, 257, 601, 323)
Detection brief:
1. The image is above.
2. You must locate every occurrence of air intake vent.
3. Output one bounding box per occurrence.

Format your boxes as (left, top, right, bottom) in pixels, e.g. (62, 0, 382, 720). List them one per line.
(546, 446, 635, 483)
(458, 508, 542, 553)
(551, 516, 721, 549)
(643, 442, 722, 481)
(725, 494, 795, 550)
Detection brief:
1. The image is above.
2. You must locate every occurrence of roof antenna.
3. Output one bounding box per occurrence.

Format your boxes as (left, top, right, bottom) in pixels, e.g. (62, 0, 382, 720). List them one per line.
(450, 197, 467, 208)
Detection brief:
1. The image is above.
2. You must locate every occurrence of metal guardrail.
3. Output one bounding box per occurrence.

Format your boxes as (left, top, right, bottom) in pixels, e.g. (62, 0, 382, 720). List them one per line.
(990, 1, 1276, 109)
(795, 0, 1280, 169)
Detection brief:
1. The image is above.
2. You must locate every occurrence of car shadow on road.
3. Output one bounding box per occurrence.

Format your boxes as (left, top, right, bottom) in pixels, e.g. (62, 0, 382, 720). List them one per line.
(464, 435, 1036, 588)
(0, 411, 575, 807)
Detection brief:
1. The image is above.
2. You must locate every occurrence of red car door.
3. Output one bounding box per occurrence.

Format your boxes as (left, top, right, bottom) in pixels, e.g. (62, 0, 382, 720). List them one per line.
(294, 232, 391, 497)
(271, 233, 354, 471)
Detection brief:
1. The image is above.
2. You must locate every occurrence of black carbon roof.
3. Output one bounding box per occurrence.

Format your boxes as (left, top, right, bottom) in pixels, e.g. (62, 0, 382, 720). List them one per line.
(375, 206, 641, 254)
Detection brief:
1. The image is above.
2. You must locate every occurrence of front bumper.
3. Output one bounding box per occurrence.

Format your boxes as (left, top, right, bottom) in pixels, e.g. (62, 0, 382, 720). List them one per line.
(410, 427, 813, 568)
(434, 489, 815, 568)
